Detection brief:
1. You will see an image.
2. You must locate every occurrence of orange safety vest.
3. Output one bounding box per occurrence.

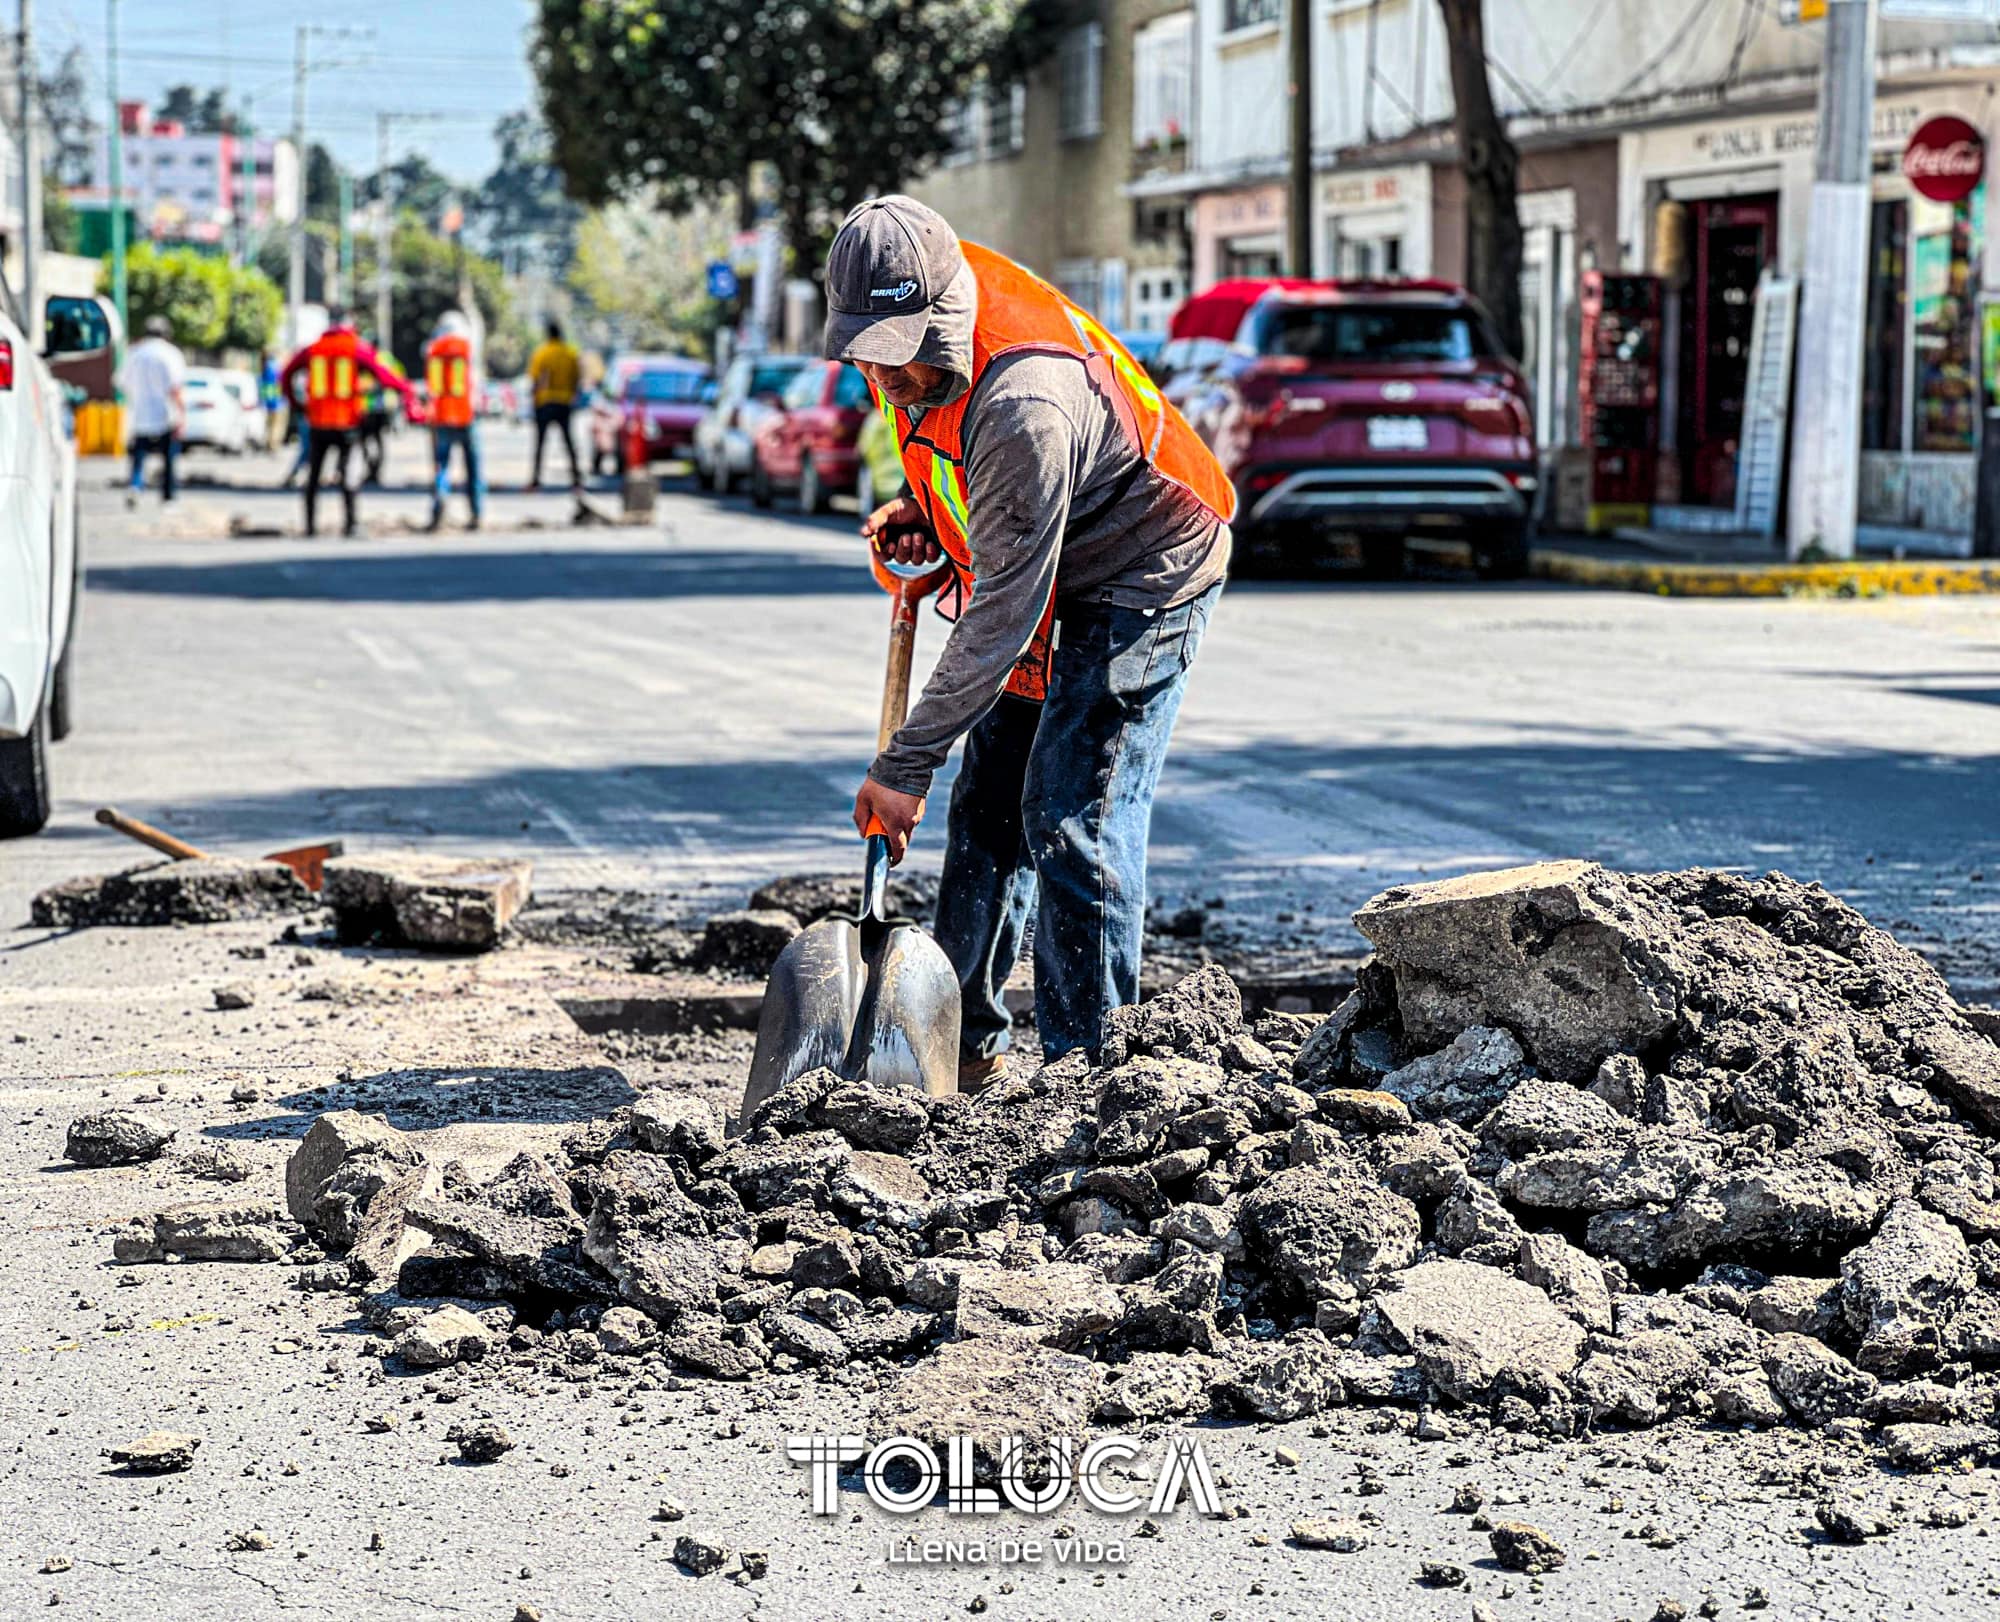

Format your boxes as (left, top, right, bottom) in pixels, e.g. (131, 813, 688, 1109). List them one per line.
(883, 242, 1235, 702)
(303, 328, 364, 432)
(425, 334, 475, 428)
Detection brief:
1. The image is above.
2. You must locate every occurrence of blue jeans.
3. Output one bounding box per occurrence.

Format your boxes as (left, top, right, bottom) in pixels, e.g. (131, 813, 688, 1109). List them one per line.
(129, 431, 177, 499)
(935, 581, 1219, 1064)
(432, 425, 484, 519)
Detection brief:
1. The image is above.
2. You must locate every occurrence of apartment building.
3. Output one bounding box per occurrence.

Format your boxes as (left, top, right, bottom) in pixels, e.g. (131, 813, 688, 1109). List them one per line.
(1148, 0, 2000, 543)
(907, 0, 1198, 332)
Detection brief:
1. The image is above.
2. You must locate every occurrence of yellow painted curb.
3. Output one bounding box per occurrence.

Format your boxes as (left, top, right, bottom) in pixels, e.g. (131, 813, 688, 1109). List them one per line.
(1531, 550, 2000, 598)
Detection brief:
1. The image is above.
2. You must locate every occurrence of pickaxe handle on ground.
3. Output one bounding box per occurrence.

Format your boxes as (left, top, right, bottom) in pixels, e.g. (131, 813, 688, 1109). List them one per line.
(95, 806, 209, 861)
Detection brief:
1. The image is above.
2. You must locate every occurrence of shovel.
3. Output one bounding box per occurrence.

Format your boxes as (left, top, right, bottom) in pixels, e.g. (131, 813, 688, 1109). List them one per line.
(739, 549, 963, 1128)
(95, 806, 345, 892)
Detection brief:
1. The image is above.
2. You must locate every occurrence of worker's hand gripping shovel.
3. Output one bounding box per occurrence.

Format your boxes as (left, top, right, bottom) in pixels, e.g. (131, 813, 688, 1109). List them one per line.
(739, 545, 964, 1129)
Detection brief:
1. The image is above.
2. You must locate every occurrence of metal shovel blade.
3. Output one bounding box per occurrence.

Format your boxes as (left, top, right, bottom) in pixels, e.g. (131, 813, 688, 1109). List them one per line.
(740, 911, 961, 1130)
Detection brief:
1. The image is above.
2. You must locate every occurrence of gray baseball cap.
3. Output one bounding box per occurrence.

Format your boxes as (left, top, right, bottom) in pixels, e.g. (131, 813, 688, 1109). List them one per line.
(823, 196, 965, 367)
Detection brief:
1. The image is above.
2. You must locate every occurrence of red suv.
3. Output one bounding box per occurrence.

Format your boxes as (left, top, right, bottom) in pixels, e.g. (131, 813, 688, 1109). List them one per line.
(749, 361, 873, 513)
(1193, 280, 1536, 578)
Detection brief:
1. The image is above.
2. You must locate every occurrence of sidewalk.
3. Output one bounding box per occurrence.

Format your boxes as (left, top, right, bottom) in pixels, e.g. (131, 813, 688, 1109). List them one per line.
(1532, 526, 2000, 597)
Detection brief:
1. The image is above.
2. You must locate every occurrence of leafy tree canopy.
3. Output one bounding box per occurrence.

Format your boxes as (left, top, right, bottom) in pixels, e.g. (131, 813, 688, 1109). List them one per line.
(532, 0, 1070, 269)
(474, 111, 581, 274)
(102, 243, 281, 355)
(156, 84, 235, 134)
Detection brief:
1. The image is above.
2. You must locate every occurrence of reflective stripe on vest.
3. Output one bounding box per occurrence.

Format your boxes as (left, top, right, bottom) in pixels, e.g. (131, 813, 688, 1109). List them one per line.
(884, 241, 1234, 703)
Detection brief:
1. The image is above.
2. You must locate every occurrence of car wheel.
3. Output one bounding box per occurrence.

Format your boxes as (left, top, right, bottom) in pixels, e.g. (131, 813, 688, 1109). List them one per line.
(751, 459, 773, 508)
(1356, 535, 1406, 580)
(708, 450, 733, 496)
(0, 703, 51, 838)
(1476, 519, 1532, 581)
(856, 461, 875, 518)
(798, 456, 824, 516)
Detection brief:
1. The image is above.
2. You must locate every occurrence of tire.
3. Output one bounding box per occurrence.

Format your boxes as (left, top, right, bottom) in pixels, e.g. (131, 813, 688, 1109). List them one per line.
(1356, 535, 1406, 580)
(0, 703, 51, 838)
(708, 449, 733, 496)
(797, 456, 824, 515)
(751, 459, 773, 508)
(48, 503, 78, 742)
(1476, 519, 1532, 581)
(856, 461, 875, 518)
(591, 447, 607, 479)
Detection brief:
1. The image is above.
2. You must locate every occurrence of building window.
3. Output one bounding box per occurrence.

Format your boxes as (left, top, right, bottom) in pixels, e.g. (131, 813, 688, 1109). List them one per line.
(1056, 259, 1101, 315)
(984, 82, 1026, 157)
(943, 98, 981, 167)
(1862, 200, 1908, 453)
(1224, 0, 1280, 31)
(1132, 12, 1192, 150)
(1059, 22, 1103, 141)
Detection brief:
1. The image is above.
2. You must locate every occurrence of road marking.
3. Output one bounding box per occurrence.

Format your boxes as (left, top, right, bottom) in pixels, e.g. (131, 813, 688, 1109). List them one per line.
(346, 628, 421, 672)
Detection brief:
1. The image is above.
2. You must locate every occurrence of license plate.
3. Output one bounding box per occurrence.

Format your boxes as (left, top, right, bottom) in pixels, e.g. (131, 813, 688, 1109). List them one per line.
(1367, 416, 1428, 451)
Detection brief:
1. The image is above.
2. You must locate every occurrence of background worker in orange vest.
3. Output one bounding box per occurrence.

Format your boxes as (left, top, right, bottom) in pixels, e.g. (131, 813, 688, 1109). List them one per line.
(423, 310, 484, 531)
(278, 307, 414, 537)
(824, 198, 1234, 1085)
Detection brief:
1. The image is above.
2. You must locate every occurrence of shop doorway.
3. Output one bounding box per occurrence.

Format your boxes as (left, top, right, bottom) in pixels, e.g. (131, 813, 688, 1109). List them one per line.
(1676, 194, 1779, 507)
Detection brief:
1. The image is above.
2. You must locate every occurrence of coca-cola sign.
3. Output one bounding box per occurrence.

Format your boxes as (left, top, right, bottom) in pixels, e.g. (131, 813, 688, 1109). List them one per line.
(1903, 115, 1984, 203)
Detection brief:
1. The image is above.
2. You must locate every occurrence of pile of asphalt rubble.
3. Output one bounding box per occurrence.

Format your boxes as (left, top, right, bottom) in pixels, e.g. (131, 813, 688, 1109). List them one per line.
(82, 861, 2000, 1476)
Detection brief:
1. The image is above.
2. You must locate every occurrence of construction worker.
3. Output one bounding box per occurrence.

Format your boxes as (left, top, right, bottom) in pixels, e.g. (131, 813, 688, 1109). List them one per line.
(525, 317, 583, 491)
(423, 310, 483, 531)
(825, 197, 1234, 1087)
(279, 308, 415, 538)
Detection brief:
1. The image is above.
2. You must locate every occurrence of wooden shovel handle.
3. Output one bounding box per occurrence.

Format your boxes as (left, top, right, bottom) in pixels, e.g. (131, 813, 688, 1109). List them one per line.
(877, 578, 923, 755)
(94, 806, 211, 862)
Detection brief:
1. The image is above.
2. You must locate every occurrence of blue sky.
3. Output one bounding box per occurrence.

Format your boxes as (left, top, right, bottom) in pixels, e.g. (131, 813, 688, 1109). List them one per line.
(43, 0, 540, 185)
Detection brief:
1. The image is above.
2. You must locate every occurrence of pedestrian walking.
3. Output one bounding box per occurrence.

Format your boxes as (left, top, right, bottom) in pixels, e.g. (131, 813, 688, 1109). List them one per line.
(120, 315, 185, 508)
(825, 198, 1235, 1086)
(525, 317, 583, 491)
(423, 310, 484, 531)
(277, 308, 415, 538)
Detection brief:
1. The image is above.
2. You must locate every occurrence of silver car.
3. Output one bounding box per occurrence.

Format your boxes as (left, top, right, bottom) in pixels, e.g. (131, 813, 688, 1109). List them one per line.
(691, 352, 811, 494)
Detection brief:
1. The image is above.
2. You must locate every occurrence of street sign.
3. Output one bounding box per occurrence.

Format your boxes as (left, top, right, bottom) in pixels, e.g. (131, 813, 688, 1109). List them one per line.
(706, 261, 739, 301)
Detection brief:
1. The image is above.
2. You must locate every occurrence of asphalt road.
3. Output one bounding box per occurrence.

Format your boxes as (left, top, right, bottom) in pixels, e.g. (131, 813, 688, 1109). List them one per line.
(14, 420, 2000, 992)
(4, 425, 2000, 1619)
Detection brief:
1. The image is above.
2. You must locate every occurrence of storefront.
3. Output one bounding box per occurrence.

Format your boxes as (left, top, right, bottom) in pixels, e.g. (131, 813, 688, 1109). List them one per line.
(1190, 181, 1286, 288)
(1318, 163, 1430, 279)
(1619, 90, 1988, 539)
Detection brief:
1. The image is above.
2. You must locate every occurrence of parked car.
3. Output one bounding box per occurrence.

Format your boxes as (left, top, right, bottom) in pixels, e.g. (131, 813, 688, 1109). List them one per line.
(692, 352, 812, 494)
(590, 357, 712, 476)
(180, 366, 253, 453)
(749, 361, 872, 512)
(855, 400, 906, 516)
(1193, 279, 1536, 579)
(1, 284, 98, 836)
(220, 368, 266, 449)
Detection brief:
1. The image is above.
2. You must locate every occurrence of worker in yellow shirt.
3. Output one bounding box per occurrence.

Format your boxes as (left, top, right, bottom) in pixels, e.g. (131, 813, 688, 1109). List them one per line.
(525, 318, 584, 491)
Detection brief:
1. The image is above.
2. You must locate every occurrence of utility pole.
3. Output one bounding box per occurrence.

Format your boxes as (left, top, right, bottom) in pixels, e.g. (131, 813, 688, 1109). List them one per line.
(1786, 0, 1876, 560)
(375, 112, 391, 359)
(238, 100, 255, 266)
(1286, 0, 1313, 276)
(18, 0, 40, 336)
(336, 168, 352, 308)
(106, 0, 124, 344)
(287, 24, 307, 334)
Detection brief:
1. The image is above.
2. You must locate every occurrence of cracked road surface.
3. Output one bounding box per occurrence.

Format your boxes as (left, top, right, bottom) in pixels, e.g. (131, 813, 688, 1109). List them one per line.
(4, 436, 1999, 1617)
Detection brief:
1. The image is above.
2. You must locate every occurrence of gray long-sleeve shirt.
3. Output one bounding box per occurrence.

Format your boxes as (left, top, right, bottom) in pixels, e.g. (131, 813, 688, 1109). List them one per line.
(867, 351, 1231, 797)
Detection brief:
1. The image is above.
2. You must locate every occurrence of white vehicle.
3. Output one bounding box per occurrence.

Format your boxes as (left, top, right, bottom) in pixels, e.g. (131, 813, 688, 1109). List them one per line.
(220, 368, 267, 449)
(691, 351, 810, 494)
(180, 366, 252, 453)
(0, 284, 99, 836)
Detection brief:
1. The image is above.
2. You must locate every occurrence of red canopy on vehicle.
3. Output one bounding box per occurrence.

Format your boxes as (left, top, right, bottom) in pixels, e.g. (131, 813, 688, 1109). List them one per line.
(1167, 278, 1323, 341)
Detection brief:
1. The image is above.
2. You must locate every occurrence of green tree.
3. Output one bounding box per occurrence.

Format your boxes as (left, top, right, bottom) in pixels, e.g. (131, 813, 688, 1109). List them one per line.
(569, 198, 731, 353)
(39, 47, 95, 186)
(362, 153, 454, 227)
(223, 264, 284, 354)
(103, 243, 232, 350)
(43, 181, 79, 255)
(474, 110, 580, 275)
(532, 0, 1067, 270)
(156, 84, 233, 133)
(305, 143, 343, 225)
